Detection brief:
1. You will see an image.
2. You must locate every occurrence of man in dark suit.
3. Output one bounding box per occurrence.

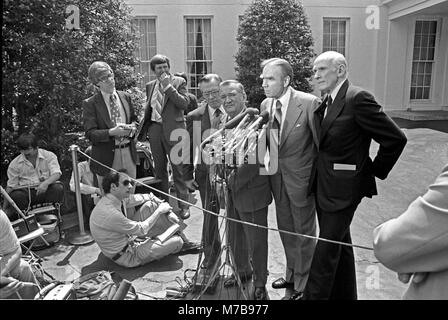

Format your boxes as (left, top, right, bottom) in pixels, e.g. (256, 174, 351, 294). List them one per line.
(220, 80, 272, 299)
(260, 58, 320, 300)
(186, 74, 226, 271)
(303, 51, 407, 300)
(137, 54, 193, 220)
(83, 61, 138, 189)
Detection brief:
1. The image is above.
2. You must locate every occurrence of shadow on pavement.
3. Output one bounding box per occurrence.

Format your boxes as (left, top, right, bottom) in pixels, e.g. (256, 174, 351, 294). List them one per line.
(392, 118, 448, 134)
(80, 252, 184, 283)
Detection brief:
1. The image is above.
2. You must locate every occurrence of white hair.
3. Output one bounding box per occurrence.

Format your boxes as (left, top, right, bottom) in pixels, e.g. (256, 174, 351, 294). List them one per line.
(315, 51, 348, 75)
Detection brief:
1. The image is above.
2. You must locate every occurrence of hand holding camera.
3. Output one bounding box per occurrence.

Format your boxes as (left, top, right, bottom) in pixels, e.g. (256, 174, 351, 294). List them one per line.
(159, 72, 171, 89)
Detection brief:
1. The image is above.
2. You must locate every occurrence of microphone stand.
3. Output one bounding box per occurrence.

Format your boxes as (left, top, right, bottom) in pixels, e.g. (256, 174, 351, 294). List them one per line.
(193, 128, 249, 300)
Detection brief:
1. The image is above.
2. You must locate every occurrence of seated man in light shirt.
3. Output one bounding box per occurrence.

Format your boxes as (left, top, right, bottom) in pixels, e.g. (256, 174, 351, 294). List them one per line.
(89, 169, 201, 268)
(69, 146, 101, 228)
(4, 133, 64, 221)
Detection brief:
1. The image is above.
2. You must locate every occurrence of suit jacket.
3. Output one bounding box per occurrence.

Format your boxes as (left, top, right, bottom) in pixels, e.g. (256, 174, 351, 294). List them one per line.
(82, 90, 137, 176)
(260, 88, 320, 208)
(137, 75, 189, 144)
(373, 164, 448, 299)
(310, 79, 407, 212)
(186, 102, 216, 178)
(224, 107, 272, 213)
(227, 162, 273, 213)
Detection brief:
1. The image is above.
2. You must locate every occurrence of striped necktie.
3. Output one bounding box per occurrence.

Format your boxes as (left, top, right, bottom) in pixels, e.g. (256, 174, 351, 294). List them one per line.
(152, 83, 164, 121)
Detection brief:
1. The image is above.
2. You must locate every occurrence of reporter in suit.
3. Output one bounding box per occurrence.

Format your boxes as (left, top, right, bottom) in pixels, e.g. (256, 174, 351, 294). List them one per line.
(186, 74, 226, 270)
(83, 61, 138, 187)
(260, 58, 320, 300)
(303, 51, 407, 300)
(137, 54, 192, 220)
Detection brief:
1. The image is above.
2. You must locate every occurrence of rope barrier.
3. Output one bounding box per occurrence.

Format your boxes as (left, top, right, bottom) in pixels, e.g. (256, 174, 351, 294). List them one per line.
(77, 148, 374, 251)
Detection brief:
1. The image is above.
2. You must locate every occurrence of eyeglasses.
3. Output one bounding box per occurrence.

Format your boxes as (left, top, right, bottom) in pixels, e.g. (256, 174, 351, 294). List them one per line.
(98, 74, 114, 83)
(122, 179, 135, 187)
(202, 89, 220, 97)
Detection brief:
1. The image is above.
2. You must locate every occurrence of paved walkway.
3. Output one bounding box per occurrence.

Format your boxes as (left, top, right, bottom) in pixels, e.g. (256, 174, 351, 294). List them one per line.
(34, 128, 448, 300)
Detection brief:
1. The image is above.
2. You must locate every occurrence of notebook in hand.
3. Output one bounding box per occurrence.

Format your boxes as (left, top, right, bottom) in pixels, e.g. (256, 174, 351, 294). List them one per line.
(156, 223, 181, 243)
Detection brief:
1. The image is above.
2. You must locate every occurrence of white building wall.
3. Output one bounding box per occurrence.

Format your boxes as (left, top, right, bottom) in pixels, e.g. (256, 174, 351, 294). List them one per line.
(125, 0, 447, 111)
(126, 0, 251, 82)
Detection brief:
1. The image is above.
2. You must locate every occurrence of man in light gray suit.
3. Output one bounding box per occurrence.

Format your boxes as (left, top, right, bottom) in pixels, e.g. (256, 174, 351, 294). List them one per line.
(260, 58, 320, 300)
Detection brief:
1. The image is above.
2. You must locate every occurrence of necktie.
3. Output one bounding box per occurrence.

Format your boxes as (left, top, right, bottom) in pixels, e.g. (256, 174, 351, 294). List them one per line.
(323, 95, 332, 119)
(110, 94, 121, 125)
(152, 83, 164, 121)
(272, 100, 282, 143)
(211, 108, 222, 129)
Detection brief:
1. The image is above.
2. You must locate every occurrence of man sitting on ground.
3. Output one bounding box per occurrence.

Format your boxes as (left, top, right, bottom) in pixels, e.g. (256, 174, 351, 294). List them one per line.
(4, 133, 64, 221)
(89, 169, 201, 268)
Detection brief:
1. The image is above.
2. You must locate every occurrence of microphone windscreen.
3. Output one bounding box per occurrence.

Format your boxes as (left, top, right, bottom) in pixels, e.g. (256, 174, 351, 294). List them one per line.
(224, 108, 260, 129)
(258, 110, 270, 128)
(246, 108, 260, 116)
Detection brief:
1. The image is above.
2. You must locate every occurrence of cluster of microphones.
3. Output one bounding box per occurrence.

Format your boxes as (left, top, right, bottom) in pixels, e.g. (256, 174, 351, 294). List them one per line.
(200, 108, 270, 167)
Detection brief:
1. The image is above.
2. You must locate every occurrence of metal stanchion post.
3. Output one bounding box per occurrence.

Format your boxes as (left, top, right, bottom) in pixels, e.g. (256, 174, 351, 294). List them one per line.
(67, 145, 94, 245)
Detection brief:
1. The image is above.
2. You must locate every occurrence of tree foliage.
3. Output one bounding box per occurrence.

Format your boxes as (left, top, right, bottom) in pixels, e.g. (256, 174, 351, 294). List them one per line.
(235, 0, 316, 108)
(2, 0, 144, 185)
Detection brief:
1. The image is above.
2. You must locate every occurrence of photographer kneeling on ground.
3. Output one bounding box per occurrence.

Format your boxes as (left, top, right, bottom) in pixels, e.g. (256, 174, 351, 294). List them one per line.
(89, 169, 201, 268)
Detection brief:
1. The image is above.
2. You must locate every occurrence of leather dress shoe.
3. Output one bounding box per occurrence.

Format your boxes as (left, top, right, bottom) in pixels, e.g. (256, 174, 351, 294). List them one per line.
(254, 287, 269, 300)
(223, 273, 252, 287)
(272, 277, 294, 289)
(178, 241, 202, 255)
(177, 208, 190, 220)
(281, 290, 303, 300)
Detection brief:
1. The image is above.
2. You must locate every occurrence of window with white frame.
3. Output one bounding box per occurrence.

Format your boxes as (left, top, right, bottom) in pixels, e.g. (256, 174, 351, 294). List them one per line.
(132, 17, 157, 89)
(322, 18, 348, 56)
(185, 17, 212, 98)
(410, 20, 437, 100)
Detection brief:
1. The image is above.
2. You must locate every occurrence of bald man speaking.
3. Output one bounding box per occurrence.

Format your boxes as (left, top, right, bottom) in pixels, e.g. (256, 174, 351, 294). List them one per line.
(303, 51, 407, 300)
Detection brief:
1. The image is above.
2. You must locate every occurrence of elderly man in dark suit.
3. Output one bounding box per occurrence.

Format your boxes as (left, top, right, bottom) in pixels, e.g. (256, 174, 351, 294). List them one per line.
(220, 80, 272, 300)
(186, 74, 226, 271)
(303, 51, 407, 300)
(83, 61, 138, 189)
(137, 54, 193, 220)
(260, 58, 320, 300)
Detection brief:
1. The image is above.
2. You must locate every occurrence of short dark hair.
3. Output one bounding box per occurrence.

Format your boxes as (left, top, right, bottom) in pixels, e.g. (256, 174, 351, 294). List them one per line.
(79, 146, 92, 162)
(150, 54, 170, 72)
(16, 133, 38, 150)
(261, 58, 293, 85)
(174, 72, 188, 84)
(84, 146, 92, 157)
(102, 169, 128, 193)
(199, 73, 222, 85)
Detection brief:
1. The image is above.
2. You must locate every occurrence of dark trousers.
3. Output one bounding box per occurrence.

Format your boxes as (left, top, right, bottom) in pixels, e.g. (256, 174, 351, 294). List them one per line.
(226, 192, 252, 277)
(239, 207, 268, 288)
(4, 182, 64, 221)
(81, 194, 95, 229)
(196, 169, 222, 269)
(148, 123, 189, 210)
(303, 199, 360, 300)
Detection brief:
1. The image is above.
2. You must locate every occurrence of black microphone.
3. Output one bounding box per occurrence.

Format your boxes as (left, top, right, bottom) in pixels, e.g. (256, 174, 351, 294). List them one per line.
(244, 110, 270, 132)
(223, 108, 259, 129)
(256, 110, 270, 129)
